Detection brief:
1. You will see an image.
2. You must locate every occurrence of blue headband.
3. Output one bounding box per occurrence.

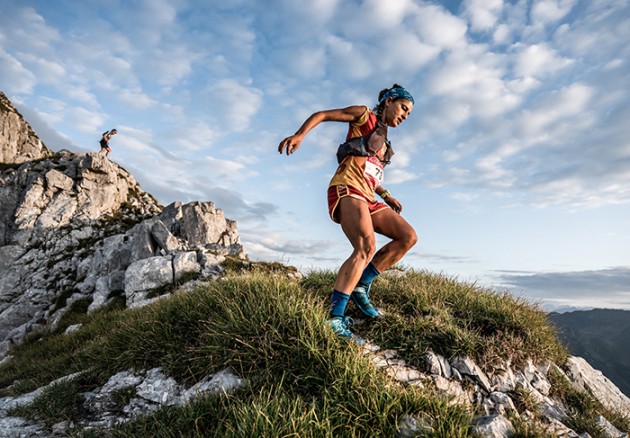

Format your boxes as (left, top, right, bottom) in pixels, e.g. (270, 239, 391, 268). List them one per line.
(379, 87, 414, 105)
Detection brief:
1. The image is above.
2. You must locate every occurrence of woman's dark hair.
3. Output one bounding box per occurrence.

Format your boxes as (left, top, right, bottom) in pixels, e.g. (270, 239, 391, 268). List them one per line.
(374, 83, 404, 116)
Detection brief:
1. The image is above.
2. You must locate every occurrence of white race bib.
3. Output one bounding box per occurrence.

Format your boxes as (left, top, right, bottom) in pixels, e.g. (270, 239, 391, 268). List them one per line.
(364, 158, 384, 188)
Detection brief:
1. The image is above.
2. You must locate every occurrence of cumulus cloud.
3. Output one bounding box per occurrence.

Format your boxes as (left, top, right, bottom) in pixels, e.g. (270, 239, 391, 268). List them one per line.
(116, 88, 159, 111)
(414, 4, 468, 49)
(208, 79, 263, 132)
(14, 102, 81, 152)
(426, 47, 521, 120)
(379, 31, 442, 73)
(386, 168, 419, 185)
(408, 250, 477, 265)
(0, 6, 61, 55)
(66, 106, 109, 135)
(15, 53, 66, 85)
(513, 43, 574, 78)
(462, 0, 504, 32)
(168, 120, 219, 152)
(0, 50, 36, 94)
(196, 185, 279, 222)
(326, 35, 372, 80)
(531, 0, 578, 25)
(254, 236, 333, 255)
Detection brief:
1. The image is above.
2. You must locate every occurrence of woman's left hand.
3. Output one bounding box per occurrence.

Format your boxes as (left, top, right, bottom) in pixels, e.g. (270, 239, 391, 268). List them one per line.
(385, 196, 403, 214)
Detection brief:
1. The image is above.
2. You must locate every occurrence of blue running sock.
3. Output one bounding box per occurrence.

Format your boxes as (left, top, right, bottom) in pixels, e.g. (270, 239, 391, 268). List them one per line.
(329, 289, 350, 318)
(358, 262, 380, 287)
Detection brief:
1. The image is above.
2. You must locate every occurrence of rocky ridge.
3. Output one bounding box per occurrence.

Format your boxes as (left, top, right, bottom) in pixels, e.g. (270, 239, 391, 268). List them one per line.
(0, 91, 246, 357)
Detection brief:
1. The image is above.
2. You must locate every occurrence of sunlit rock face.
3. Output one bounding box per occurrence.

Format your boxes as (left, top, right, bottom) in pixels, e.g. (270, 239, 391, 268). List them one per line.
(0, 91, 246, 356)
(0, 91, 52, 164)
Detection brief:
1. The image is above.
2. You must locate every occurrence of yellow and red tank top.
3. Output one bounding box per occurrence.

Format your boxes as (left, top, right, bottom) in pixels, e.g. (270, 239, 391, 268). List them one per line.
(328, 107, 387, 202)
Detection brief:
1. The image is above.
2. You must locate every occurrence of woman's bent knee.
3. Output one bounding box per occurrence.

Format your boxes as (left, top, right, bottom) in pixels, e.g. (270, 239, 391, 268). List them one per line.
(353, 239, 376, 263)
(405, 228, 418, 250)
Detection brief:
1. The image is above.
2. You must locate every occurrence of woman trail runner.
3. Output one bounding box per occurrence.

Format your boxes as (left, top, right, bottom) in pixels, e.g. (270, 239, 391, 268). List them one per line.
(98, 129, 117, 159)
(278, 84, 418, 343)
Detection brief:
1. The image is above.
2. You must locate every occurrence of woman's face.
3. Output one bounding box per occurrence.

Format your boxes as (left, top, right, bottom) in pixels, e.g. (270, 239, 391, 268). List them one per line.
(383, 98, 413, 127)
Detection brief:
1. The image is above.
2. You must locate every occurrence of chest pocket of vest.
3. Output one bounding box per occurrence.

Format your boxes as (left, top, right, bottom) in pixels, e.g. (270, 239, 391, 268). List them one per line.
(336, 138, 394, 165)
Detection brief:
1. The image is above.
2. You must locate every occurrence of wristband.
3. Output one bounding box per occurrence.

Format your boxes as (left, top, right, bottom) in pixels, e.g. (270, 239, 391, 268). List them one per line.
(379, 190, 390, 199)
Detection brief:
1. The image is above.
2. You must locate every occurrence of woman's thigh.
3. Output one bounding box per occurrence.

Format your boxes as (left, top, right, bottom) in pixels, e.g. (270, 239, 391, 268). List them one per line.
(337, 196, 375, 250)
(371, 208, 416, 241)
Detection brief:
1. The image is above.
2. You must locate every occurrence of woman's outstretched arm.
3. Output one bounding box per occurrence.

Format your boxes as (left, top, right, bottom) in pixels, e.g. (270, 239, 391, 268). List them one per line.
(278, 105, 366, 155)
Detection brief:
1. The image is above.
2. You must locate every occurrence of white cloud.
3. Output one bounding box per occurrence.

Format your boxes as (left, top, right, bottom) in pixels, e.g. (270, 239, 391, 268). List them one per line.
(169, 120, 219, 152)
(202, 156, 258, 181)
(292, 46, 327, 79)
(386, 168, 418, 185)
(427, 46, 521, 120)
(116, 88, 159, 110)
(415, 4, 468, 49)
(1, 7, 61, 55)
(326, 36, 372, 80)
(360, 0, 413, 30)
(378, 31, 442, 74)
(0, 50, 36, 94)
(518, 83, 594, 140)
(531, 0, 577, 24)
(473, 154, 515, 188)
(493, 23, 512, 44)
(305, 0, 340, 22)
(66, 106, 108, 134)
(14, 53, 66, 85)
(452, 192, 479, 202)
(513, 43, 574, 78)
(144, 46, 200, 88)
(462, 0, 504, 32)
(209, 79, 263, 132)
(56, 86, 99, 107)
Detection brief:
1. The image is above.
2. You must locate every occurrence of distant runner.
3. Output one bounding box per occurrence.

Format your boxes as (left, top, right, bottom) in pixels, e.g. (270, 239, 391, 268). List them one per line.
(278, 84, 418, 343)
(98, 129, 117, 159)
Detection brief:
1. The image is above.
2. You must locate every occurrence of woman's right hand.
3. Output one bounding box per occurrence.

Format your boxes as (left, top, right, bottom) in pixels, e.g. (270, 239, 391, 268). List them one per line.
(278, 135, 303, 155)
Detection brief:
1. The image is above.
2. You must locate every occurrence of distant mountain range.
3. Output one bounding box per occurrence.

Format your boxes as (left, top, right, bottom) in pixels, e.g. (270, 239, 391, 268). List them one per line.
(549, 309, 630, 397)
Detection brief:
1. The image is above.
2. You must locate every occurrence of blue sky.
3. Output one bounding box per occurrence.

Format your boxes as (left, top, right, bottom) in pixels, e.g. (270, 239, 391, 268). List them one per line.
(1, 0, 629, 311)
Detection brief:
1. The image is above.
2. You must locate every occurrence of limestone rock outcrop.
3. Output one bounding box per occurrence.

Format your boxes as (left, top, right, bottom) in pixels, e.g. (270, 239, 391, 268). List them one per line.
(0, 91, 51, 164)
(0, 367, 243, 436)
(366, 343, 630, 438)
(0, 92, 247, 357)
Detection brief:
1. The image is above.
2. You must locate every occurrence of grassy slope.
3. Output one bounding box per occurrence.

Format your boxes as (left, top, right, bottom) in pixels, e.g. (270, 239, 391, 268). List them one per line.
(1, 265, 627, 437)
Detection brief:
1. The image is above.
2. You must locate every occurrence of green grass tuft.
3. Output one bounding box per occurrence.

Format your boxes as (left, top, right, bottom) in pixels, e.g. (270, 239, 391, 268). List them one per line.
(8, 375, 95, 428)
(303, 269, 567, 371)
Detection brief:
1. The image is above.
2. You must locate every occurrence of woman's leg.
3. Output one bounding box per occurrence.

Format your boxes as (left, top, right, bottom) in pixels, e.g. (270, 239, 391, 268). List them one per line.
(326, 196, 375, 342)
(348, 209, 417, 318)
(333, 196, 377, 294)
(370, 208, 418, 272)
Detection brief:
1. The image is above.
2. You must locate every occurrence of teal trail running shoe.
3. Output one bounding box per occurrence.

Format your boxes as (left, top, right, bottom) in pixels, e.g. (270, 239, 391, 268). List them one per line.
(328, 316, 365, 345)
(350, 283, 379, 318)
